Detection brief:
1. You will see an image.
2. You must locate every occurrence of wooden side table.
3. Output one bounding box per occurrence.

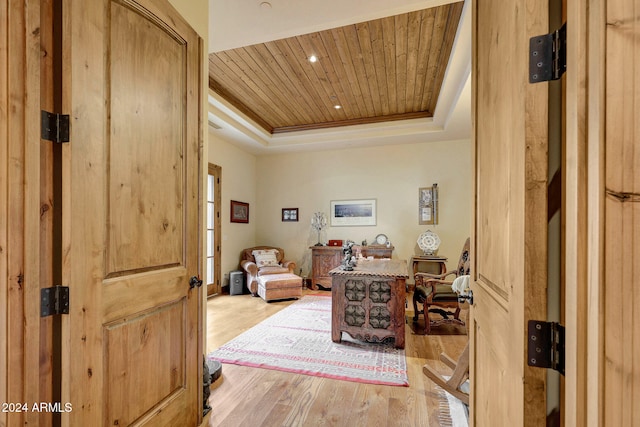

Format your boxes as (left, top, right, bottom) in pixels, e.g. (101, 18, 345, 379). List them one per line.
(411, 255, 448, 276)
(410, 255, 447, 291)
(330, 259, 408, 349)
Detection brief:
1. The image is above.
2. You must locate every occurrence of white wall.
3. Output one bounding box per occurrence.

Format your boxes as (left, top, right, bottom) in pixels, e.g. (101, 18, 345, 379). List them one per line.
(254, 139, 472, 278)
(207, 131, 258, 279)
(168, 0, 208, 37)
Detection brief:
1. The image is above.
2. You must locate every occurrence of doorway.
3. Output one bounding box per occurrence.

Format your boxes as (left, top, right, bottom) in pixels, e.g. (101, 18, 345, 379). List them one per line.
(207, 163, 222, 297)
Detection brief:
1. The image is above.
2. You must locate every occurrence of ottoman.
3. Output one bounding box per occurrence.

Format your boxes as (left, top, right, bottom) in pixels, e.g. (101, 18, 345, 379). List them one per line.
(257, 273, 302, 302)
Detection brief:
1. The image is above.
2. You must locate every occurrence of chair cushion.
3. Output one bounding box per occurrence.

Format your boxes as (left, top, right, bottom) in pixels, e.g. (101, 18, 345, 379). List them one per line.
(258, 266, 290, 275)
(252, 249, 279, 267)
(434, 284, 455, 294)
(432, 292, 459, 301)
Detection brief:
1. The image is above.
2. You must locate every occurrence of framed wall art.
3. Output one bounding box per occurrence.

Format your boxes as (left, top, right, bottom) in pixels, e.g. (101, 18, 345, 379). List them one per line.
(230, 200, 249, 223)
(419, 184, 438, 225)
(282, 208, 298, 222)
(330, 199, 376, 226)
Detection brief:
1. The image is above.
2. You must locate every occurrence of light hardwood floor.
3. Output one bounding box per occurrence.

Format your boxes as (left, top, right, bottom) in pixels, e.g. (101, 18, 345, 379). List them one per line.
(206, 289, 468, 426)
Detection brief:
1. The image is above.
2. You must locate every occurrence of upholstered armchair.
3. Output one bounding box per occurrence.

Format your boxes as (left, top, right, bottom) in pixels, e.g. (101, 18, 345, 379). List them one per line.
(413, 238, 470, 334)
(240, 246, 297, 296)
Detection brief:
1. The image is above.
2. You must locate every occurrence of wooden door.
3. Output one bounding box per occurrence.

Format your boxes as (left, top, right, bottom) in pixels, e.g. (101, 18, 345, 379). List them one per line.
(60, 0, 203, 425)
(563, 0, 640, 424)
(471, 0, 549, 425)
(602, 1, 640, 424)
(206, 164, 222, 297)
(2, 1, 55, 426)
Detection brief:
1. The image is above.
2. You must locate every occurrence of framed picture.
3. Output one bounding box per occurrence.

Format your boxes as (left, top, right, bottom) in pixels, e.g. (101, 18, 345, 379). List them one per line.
(282, 208, 298, 222)
(419, 184, 438, 225)
(330, 199, 376, 226)
(230, 200, 249, 223)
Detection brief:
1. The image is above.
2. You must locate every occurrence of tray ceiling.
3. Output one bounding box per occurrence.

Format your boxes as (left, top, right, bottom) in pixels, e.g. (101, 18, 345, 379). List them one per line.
(208, 2, 464, 135)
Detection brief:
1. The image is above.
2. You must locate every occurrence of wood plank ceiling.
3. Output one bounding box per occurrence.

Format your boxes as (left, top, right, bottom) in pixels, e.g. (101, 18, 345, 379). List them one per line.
(208, 2, 464, 134)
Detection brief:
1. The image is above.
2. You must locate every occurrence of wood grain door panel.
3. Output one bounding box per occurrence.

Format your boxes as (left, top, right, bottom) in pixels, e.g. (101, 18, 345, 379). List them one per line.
(62, 0, 202, 425)
(108, 0, 186, 276)
(471, 0, 549, 425)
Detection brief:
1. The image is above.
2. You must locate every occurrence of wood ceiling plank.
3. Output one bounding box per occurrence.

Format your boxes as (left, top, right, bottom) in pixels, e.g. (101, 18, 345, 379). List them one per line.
(295, 32, 354, 119)
(423, 2, 463, 113)
(311, 30, 364, 118)
(224, 49, 300, 127)
(368, 19, 390, 116)
(405, 10, 423, 113)
(355, 21, 383, 117)
(265, 40, 331, 123)
(421, 7, 448, 114)
(234, 46, 312, 125)
(412, 9, 436, 112)
(340, 24, 377, 117)
(382, 16, 398, 115)
(211, 52, 290, 127)
(209, 55, 274, 131)
(251, 43, 322, 125)
(394, 13, 409, 115)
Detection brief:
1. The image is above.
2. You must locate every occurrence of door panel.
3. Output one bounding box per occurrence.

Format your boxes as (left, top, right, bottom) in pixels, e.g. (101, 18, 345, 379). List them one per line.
(604, 0, 640, 424)
(104, 300, 185, 425)
(61, 0, 202, 425)
(108, 0, 185, 275)
(471, 0, 549, 425)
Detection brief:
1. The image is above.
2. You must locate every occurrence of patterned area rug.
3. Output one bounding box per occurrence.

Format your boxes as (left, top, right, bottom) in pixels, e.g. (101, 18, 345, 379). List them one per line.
(435, 378, 469, 426)
(207, 294, 408, 386)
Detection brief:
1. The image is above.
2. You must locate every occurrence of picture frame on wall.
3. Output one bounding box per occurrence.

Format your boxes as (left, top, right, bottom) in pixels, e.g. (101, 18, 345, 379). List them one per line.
(330, 199, 376, 226)
(230, 200, 249, 223)
(282, 208, 298, 222)
(419, 184, 438, 225)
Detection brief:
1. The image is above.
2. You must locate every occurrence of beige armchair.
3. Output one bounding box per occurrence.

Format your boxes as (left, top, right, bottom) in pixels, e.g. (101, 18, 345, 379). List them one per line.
(240, 246, 297, 296)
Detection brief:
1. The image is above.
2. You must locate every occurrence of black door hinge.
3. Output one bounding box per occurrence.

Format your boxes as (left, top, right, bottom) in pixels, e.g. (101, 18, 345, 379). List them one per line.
(41, 285, 70, 317)
(529, 22, 566, 83)
(41, 110, 70, 143)
(527, 320, 565, 375)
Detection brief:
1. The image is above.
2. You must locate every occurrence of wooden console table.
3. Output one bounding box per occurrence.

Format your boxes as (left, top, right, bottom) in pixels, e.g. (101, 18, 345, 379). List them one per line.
(329, 259, 408, 349)
(310, 245, 394, 290)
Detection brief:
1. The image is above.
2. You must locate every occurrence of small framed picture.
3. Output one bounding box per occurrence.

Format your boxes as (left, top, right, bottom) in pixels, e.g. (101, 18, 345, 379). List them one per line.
(282, 208, 298, 222)
(230, 200, 249, 223)
(419, 185, 438, 225)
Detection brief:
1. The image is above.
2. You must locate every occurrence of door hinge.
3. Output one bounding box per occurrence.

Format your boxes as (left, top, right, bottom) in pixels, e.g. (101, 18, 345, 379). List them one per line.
(527, 320, 565, 375)
(41, 110, 70, 143)
(529, 22, 566, 83)
(41, 285, 70, 317)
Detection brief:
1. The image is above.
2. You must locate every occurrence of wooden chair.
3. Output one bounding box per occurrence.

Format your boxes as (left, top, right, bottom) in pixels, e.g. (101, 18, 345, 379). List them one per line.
(412, 238, 470, 334)
(423, 341, 469, 405)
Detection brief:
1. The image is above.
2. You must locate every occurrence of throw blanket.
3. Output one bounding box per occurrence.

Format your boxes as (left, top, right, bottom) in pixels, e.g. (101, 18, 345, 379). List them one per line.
(451, 275, 470, 294)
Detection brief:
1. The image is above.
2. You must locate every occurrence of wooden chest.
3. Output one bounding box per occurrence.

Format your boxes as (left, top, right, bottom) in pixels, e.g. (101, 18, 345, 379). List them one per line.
(329, 259, 408, 349)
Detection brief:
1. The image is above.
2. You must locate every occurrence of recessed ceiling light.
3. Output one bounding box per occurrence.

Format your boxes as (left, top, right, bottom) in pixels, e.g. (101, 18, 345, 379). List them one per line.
(308, 55, 317, 63)
(334, 105, 342, 109)
(260, 2, 272, 10)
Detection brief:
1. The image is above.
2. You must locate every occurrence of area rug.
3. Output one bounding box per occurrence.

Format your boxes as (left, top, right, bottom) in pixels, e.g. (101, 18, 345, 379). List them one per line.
(206, 294, 408, 386)
(435, 378, 469, 426)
